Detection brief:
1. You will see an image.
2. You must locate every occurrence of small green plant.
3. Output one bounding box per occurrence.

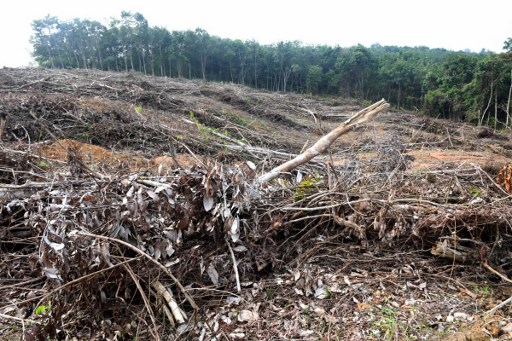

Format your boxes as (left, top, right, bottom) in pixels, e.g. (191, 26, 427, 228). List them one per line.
(37, 160, 49, 169)
(189, 111, 198, 123)
(189, 111, 243, 142)
(265, 287, 275, 300)
(325, 287, 332, 299)
(295, 174, 321, 200)
(472, 284, 492, 296)
(189, 111, 210, 138)
(301, 307, 314, 324)
(134, 104, 143, 114)
(35, 304, 50, 315)
(378, 306, 398, 341)
(79, 131, 90, 139)
(468, 186, 482, 197)
(223, 109, 249, 127)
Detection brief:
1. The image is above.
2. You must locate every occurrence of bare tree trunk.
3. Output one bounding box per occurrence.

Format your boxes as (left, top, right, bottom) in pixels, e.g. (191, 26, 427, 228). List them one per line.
(507, 69, 512, 128)
(200, 55, 207, 81)
(229, 64, 234, 83)
(258, 99, 389, 184)
(114, 52, 119, 71)
(254, 53, 257, 89)
(282, 68, 291, 92)
(495, 92, 498, 130)
(159, 47, 164, 76)
(359, 74, 364, 99)
(149, 50, 153, 76)
(79, 43, 88, 69)
(73, 52, 80, 68)
(141, 49, 147, 75)
(98, 50, 103, 70)
(177, 59, 182, 78)
(43, 34, 56, 68)
(66, 50, 73, 68)
(397, 83, 401, 110)
(480, 80, 493, 126)
(96, 41, 104, 70)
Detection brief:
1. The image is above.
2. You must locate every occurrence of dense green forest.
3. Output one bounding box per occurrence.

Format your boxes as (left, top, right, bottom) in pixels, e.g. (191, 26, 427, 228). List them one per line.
(31, 12, 512, 127)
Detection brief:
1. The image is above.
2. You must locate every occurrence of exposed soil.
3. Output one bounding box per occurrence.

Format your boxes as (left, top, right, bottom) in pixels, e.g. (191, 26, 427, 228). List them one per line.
(1, 67, 512, 340)
(408, 149, 510, 171)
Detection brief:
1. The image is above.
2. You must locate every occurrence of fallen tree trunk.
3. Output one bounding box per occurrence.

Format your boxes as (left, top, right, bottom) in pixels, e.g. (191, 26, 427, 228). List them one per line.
(258, 99, 390, 183)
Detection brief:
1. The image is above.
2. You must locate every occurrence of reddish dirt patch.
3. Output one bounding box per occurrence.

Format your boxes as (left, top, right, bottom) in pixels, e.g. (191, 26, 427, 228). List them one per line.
(36, 139, 204, 174)
(445, 317, 512, 341)
(36, 139, 148, 170)
(150, 154, 201, 172)
(408, 149, 511, 171)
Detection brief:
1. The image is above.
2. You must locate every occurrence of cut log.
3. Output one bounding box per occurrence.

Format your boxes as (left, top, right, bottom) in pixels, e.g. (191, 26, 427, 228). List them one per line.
(430, 240, 479, 262)
(258, 99, 389, 184)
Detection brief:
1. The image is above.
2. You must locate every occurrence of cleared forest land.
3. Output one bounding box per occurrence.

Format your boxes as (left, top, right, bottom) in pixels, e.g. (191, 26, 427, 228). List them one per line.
(1, 67, 512, 340)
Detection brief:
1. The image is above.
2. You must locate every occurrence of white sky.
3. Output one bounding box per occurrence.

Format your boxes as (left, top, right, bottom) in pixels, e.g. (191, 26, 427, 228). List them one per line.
(1, 0, 511, 67)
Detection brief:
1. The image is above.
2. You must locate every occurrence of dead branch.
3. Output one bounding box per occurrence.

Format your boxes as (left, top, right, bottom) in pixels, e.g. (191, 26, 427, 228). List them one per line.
(77, 231, 198, 311)
(3, 68, 512, 340)
(123, 263, 160, 341)
(226, 240, 242, 293)
(151, 280, 185, 324)
(483, 261, 512, 284)
(486, 295, 512, 315)
(258, 99, 389, 183)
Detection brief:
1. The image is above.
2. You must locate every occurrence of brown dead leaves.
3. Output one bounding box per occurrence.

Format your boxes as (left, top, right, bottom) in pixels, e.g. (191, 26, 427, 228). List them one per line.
(497, 163, 512, 193)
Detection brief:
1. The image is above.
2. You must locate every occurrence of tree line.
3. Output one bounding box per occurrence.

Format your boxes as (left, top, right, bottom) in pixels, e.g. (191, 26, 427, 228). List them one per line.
(31, 12, 512, 127)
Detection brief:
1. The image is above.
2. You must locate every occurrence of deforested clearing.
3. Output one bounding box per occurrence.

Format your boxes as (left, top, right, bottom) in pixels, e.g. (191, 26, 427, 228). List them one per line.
(1, 67, 512, 340)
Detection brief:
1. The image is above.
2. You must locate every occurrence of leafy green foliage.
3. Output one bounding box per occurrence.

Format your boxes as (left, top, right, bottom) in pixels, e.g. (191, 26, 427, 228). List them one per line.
(306, 65, 323, 94)
(424, 89, 451, 117)
(295, 174, 321, 200)
(504, 38, 512, 52)
(35, 304, 50, 315)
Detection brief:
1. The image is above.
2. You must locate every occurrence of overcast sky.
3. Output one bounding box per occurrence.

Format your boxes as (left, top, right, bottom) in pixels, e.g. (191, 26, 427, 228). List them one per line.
(1, 0, 511, 67)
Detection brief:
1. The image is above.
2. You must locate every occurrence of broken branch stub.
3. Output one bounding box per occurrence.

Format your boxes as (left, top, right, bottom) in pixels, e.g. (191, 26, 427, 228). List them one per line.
(258, 99, 390, 184)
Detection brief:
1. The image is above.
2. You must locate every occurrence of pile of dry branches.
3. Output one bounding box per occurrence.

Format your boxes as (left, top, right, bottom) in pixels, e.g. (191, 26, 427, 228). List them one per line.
(1, 68, 512, 339)
(2, 138, 512, 338)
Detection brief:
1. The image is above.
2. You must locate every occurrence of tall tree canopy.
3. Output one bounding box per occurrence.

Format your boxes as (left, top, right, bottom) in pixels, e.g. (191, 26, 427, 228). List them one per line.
(30, 13, 512, 127)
